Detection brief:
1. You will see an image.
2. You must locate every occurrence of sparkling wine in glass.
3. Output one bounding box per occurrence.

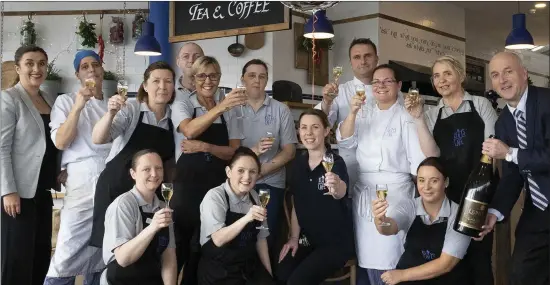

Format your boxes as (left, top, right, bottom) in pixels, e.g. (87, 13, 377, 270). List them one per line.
(376, 184, 390, 226)
(256, 189, 270, 230)
(161, 183, 174, 208)
(322, 152, 335, 195)
(355, 84, 367, 118)
(328, 66, 343, 98)
(117, 80, 129, 101)
(85, 78, 96, 89)
(235, 83, 247, 119)
(407, 82, 420, 110)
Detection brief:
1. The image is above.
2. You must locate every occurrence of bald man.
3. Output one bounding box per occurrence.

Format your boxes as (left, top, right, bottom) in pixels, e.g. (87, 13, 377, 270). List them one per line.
(176, 42, 204, 95)
(479, 51, 550, 285)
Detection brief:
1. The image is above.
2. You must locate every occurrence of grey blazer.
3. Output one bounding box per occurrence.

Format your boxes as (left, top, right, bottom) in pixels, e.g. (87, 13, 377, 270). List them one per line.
(1, 82, 55, 198)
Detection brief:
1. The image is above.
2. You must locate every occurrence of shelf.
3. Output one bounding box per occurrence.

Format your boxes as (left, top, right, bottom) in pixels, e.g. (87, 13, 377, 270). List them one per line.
(4, 9, 148, 17)
(283, 101, 315, 109)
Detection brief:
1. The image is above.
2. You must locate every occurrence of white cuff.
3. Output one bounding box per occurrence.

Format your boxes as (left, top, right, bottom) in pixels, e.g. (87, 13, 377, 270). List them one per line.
(488, 208, 505, 222)
(511, 147, 519, 165)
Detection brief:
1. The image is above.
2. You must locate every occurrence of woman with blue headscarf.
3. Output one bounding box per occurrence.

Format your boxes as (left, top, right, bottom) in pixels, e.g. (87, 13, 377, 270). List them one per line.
(45, 50, 112, 285)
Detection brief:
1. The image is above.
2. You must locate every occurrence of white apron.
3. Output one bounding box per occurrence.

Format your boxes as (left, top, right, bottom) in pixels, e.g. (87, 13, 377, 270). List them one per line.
(47, 157, 106, 277)
(353, 172, 415, 270)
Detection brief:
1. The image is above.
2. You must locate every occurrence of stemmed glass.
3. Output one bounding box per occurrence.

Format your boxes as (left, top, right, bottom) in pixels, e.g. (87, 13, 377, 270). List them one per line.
(355, 84, 367, 118)
(256, 189, 270, 230)
(327, 66, 343, 98)
(117, 80, 129, 101)
(235, 83, 247, 119)
(376, 184, 391, 226)
(161, 183, 173, 209)
(322, 152, 335, 195)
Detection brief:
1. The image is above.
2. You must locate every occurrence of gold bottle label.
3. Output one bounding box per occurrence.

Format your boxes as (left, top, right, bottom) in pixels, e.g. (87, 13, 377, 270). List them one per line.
(480, 154, 492, 164)
(458, 198, 489, 230)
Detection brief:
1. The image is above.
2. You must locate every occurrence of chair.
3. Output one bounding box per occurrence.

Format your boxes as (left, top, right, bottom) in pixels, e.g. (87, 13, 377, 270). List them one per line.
(272, 80, 303, 103)
(282, 189, 357, 285)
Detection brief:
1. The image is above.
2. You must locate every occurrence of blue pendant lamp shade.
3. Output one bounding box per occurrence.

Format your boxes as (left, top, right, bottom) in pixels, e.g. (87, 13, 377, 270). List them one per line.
(134, 21, 162, 56)
(304, 10, 334, 39)
(505, 13, 535, 50)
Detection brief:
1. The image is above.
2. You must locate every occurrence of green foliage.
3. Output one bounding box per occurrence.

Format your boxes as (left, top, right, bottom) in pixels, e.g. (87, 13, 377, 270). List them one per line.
(528, 76, 533, 86)
(76, 18, 98, 48)
(103, 71, 117, 81)
(20, 20, 37, 46)
(46, 62, 62, 81)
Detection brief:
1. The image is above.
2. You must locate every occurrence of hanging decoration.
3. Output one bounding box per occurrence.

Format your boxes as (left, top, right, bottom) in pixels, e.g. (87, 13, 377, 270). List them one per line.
(280, 1, 339, 13)
(20, 14, 37, 46)
(98, 13, 105, 62)
(109, 16, 124, 45)
(132, 11, 146, 40)
(76, 14, 98, 49)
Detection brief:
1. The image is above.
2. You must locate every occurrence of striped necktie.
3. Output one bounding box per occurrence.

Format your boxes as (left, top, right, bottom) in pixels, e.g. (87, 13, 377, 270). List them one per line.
(514, 109, 548, 210)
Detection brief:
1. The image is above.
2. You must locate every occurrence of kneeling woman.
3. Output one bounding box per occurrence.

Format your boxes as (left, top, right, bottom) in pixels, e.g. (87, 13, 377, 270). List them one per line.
(101, 150, 177, 285)
(277, 109, 355, 285)
(372, 157, 472, 285)
(197, 147, 273, 284)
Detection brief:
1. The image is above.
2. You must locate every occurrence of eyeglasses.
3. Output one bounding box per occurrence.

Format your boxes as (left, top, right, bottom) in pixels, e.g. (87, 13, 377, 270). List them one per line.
(195, 73, 221, 82)
(372, 79, 396, 87)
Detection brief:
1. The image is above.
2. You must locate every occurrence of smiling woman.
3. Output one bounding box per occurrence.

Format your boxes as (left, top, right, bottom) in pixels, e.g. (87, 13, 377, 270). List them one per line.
(89, 61, 177, 249)
(1, 45, 60, 285)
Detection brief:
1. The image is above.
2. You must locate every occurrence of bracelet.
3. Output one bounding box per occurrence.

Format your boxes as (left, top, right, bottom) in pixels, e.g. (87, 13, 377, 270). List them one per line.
(289, 236, 299, 241)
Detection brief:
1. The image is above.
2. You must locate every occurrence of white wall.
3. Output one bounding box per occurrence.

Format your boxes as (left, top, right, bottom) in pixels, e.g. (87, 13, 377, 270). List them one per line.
(2, 1, 149, 94)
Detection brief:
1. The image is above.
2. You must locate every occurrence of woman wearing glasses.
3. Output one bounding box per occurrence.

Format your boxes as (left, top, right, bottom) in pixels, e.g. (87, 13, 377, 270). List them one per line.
(197, 147, 273, 284)
(338, 64, 425, 285)
(170, 56, 246, 284)
(405, 55, 498, 285)
(89, 61, 176, 249)
(373, 157, 471, 285)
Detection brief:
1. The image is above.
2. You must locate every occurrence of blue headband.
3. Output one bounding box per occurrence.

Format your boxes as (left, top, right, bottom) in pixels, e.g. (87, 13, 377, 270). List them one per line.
(73, 50, 101, 71)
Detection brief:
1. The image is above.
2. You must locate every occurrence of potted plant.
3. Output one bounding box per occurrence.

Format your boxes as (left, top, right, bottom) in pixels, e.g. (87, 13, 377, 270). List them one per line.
(40, 62, 62, 101)
(102, 71, 118, 99)
(20, 17, 37, 47)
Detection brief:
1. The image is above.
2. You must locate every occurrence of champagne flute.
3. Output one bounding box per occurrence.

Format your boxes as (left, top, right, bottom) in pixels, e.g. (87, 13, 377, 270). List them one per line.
(161, 183, 174, 208)
(328, 66, 343, 98)
(407, 82, 420, 110)
(322, 152, 335, 195)
(85, 78, 96, 89)
(376, 184, 390, 226)
(117, 80, 129, 101)
(256, 189, 270, 230)
(355, 84, 367, 118)
(235, 83, 247, 119)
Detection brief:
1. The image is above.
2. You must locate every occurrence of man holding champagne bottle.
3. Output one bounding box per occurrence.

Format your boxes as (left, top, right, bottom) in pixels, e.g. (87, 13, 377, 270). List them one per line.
(479, 51, 550, 285)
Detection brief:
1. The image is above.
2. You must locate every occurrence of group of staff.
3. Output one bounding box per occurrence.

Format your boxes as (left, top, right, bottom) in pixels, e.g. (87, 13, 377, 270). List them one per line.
(1, 36, 549, 285)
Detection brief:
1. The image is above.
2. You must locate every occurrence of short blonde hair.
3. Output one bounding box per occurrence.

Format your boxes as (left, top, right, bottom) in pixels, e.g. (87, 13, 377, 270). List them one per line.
(191, 56, 221, 77)
(431, 55, 466, 86)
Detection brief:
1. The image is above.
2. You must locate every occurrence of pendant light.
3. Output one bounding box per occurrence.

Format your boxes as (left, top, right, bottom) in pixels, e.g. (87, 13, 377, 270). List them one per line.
(505, 2, 535, 50)
(134, 4, 161, 56)
(303, 10, 334, 39)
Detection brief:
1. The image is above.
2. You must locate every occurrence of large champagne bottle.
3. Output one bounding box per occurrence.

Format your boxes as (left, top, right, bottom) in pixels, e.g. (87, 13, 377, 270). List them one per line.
(453, 141, 496, 237)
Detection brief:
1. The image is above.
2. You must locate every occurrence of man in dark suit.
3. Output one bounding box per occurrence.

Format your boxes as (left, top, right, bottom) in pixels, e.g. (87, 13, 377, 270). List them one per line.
(479, 51, 550, 285)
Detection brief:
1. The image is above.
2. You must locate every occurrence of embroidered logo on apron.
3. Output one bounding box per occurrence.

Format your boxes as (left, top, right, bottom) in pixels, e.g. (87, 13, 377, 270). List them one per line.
(453, 129, 467, 147)
(421, 249, 436, 261)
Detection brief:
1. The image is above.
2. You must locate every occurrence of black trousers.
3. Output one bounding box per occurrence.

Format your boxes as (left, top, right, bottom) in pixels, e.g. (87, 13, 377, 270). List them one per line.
(509, 203, 550, 285)
(1, 190, 52, 285)
(277, 244, 354, 285)
(462, 231, 494, 285)
(174, 215, 200, 285)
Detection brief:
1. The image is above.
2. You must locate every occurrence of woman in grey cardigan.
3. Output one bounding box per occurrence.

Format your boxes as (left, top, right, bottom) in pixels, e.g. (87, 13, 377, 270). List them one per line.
(1, 45, 59, 285)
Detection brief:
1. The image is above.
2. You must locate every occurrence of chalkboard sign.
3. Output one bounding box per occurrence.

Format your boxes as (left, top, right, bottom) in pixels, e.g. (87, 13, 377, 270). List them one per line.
(466, 57, 486, 85)
(169, 1, 291, 42)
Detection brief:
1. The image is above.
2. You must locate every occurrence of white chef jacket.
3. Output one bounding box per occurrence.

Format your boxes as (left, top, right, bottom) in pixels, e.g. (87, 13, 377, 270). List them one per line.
(336, 101, 425, 270)
(50, 93, 112, 168)
(315, 77, 405, 192)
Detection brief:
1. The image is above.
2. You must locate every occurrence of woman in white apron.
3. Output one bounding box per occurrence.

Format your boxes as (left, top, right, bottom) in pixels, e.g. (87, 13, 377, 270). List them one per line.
(337, 64, 425, 285)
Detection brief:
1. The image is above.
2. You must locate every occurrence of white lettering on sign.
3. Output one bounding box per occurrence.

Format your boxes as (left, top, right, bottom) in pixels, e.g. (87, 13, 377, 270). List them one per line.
(189, 3, 209, 21)
(188, 1, 271, 21)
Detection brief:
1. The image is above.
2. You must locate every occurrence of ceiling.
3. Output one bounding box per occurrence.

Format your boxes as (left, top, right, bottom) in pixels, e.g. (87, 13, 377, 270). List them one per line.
(453, 1, 549, 55)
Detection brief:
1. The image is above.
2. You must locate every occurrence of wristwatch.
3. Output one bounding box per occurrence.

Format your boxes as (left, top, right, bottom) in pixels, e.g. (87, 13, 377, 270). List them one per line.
(505, 147, 513, 162)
